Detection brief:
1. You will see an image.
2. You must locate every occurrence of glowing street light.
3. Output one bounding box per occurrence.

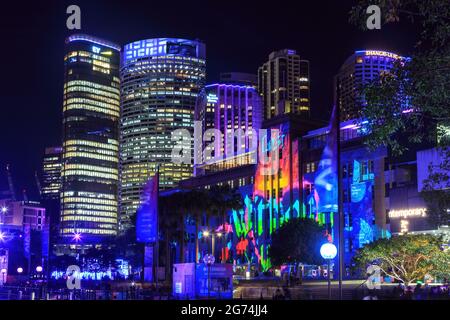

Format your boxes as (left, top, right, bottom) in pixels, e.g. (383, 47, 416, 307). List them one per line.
(72, 232, 82, 242)
(1, 207, 7, 214)
(320, 242, 337, 300)
(320, 243, 337, 260)
(36, 266, 43, 273)
(1, 268, 6, 285)
(17, 267, 23, 274)
(202, 230, 210, 237)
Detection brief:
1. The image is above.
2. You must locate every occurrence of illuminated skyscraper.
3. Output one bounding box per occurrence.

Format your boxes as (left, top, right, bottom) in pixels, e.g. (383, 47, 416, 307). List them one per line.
(60, 34, 121, 244)
(335, 50, 406, 120)
(194, 80, 262, 173)
(41, 147, 62, 200)
(120, 38, 206, 232)
(258, 49, 310, 120)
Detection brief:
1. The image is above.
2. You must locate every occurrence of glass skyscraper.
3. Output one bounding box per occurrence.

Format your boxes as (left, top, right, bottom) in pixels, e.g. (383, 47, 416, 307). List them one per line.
(60, 34, 121, 244)
(119, 38, 206, 232)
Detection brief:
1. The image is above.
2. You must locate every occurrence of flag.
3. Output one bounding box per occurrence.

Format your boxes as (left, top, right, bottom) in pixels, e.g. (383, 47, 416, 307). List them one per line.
(136, 172, 159, 243)
(314, 104, 338, 213)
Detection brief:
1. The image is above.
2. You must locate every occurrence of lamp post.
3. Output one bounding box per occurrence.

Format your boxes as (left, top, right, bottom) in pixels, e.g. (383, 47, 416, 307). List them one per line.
(203, 254, 215, 299)
(1, 268, 6, 285)
(320, 243, 337, 300)
(202, 230, 223, 262)
(1, 206, 8, 225)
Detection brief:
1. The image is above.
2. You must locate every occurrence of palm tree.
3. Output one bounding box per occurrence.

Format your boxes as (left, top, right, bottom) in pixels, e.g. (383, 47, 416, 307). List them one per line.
(208, 185, 243, 263)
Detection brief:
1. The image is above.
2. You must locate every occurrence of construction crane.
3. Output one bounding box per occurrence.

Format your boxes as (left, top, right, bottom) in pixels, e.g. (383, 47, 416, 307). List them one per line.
(6, 164, 16, 201)
(35, 171, 42, 198)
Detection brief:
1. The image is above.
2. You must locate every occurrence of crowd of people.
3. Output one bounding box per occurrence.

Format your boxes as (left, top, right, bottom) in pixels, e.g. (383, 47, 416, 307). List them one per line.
(363, 281, 450, 300)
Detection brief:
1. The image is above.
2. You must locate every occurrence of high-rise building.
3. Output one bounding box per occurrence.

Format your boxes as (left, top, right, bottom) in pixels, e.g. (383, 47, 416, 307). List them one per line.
(194, 82, 263, 173)
(120, 38, 206, 232)
(335, 50, 406, 120)
(60, 34, 121, 244)
(41, 147, 62, 200)
(258, 49, 310, 120)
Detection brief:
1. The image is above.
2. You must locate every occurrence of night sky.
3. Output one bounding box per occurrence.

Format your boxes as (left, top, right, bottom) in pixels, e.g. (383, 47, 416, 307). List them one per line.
(0, 0, 419, 198)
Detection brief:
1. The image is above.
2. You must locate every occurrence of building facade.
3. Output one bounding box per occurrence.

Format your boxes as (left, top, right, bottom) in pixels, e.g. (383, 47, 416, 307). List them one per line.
(194, 82, 263, 170)
(60, 34, 121, 244)
(41, 147, 62, 200)
(119, 38, 206, 232)
(258, 49, 310, 120)
(335, 50, 407, 120)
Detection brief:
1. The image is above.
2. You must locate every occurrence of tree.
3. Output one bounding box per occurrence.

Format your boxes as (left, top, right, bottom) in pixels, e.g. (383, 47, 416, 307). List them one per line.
(268, 218, 326, 267)
(349, 0, 450, 224)
(208, 185, 243, 263)
(353, 234, 450, 285)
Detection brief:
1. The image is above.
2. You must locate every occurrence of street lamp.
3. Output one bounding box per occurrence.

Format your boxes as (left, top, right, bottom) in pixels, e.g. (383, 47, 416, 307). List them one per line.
(36, 266, 43, 273)
(17, 267, 23, 274)
(203, 254, 215, 299)
(1, 268, 6, 285)
(1, 206, 7, 225)
(203, 231, 224, 262)
(320, 243, 337, 300)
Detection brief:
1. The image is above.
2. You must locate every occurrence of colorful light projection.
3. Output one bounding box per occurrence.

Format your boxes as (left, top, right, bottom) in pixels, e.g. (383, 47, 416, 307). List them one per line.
(231, 123, 303, 271)
(346, 159, 375, 249)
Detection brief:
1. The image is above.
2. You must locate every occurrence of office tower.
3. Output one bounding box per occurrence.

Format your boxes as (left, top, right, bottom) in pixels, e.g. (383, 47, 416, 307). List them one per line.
(120, 38, 206, 232)
(194, 82, 263, 170)
(258, 49, 310, 120)
(335, 50, 406, 120)
(60, 34, 121, 244)
(41, 147, 62, 200)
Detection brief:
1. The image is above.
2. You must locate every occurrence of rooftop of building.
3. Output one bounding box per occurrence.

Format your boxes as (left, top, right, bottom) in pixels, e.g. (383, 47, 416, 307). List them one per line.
(66, 34, 121, 51)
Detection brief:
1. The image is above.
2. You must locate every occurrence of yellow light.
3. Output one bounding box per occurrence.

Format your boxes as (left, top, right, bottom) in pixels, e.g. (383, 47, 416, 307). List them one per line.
(203, 231, 210, 237)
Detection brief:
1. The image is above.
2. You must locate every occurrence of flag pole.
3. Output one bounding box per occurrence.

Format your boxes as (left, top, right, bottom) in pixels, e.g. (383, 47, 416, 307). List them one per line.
(335, 101, 344, 299)
(155, 164, 160, 291)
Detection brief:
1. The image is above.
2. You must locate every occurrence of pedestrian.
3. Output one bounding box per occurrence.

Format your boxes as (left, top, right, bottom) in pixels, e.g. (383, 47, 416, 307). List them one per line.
(413, 283, 423, 300)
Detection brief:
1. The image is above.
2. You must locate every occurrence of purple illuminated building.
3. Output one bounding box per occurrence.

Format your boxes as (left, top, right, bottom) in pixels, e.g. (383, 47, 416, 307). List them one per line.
(194, 77, 263, 174)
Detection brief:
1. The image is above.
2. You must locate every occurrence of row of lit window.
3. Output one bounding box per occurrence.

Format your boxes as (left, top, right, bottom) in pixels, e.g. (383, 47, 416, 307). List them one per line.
(65, 80, 119, 94)
(64, 103, 119, 118)
(65, 86, 119, 102)
(61, 196, 117, 206)
(65, 145, 117, 156)
(65, 97, 120, 112)
(61, 215, 117, 223)
(62, 169, 118, 180)
(64, 151, 118, 163)
(66, 51, 111, 63)
(62, 191, 116, 200)
(64, 139, 118, 150)
(62, 203, 117, 212)
(61, 209, 117, 217)
(63, 163, 117, 174)
(61, 228, 116, 235)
